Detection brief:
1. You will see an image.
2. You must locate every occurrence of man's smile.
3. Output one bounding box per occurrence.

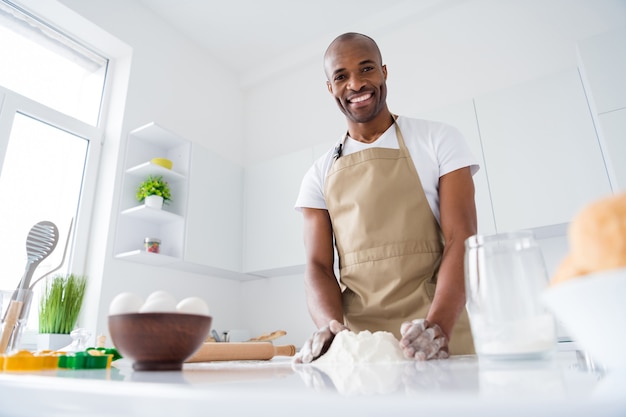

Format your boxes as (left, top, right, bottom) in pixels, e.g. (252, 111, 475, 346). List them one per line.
(348, 92, 373, 105)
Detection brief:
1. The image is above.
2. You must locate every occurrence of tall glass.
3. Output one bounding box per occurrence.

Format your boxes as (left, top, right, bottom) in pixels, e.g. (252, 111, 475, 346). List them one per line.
(0, 288, 33, 353)
(464, 231, 557, 360)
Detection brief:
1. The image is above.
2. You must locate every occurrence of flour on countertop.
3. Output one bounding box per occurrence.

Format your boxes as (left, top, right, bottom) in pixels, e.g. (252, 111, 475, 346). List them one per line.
(313, 330, 409, 364)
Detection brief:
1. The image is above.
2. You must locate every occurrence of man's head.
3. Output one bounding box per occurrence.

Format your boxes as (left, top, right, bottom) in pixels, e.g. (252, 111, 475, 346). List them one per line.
(324, 33, 388, 124)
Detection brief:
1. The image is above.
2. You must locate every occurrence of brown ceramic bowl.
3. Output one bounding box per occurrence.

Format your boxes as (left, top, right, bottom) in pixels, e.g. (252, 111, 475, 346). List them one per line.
(108, 312, 212, 371)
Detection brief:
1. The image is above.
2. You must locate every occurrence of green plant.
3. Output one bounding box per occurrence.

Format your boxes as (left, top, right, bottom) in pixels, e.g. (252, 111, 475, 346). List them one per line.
(38, 274, 87, 334)
(136, 175, 172, 204)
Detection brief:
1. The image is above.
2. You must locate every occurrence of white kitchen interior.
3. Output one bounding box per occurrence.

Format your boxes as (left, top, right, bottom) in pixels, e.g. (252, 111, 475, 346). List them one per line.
(1, 0, 626, 415)
(7, 0, 623, 348)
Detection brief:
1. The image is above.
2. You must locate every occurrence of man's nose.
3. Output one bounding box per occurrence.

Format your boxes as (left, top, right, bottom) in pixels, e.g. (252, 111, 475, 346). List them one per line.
(347, 74, 366, 91)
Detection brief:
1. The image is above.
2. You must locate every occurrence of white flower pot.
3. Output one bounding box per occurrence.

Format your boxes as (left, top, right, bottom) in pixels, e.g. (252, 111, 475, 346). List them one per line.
(144, 195, 164, 209)
(37, 333, 72, 351)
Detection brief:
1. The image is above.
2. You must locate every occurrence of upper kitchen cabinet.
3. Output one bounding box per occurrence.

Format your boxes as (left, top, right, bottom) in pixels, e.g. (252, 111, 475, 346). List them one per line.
(577, 27, 626, 114)
(417, 100, 496, 236)
(114, 123, 190, 264)
(243, 148, 312, 276)
(577, 27, 626, 192)
(182, 145, 244, 275)
(474, 68, 613, 233)
(596, 108, 626, 192)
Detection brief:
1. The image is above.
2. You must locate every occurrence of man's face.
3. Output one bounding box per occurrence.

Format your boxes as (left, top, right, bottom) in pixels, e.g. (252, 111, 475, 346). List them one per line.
(324, 38, 387, 124)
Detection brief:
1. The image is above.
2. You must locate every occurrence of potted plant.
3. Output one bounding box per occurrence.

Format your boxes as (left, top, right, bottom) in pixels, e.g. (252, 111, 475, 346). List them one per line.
(136, 174, 172, 209)
(37, 273, 87, 350)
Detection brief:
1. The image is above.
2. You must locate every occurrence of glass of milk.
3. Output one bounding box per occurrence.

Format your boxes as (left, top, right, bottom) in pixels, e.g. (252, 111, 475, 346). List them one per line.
(464, 231, 557, 360)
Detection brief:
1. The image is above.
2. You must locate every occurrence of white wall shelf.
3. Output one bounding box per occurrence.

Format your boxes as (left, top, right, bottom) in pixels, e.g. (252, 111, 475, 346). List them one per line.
(114, 250, 180, 265)
(126, 162, 185, 182)
(120, 205, 183, 223)
(113, 122, 190, 261)
(114, 122, 248, 279)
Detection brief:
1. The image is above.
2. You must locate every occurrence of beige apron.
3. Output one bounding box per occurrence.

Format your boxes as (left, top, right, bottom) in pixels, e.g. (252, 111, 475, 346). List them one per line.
(324, 119, 474, 355)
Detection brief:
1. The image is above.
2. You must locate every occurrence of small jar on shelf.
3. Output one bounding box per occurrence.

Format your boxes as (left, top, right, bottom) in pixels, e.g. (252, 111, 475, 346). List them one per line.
(144, 237, 161, 254)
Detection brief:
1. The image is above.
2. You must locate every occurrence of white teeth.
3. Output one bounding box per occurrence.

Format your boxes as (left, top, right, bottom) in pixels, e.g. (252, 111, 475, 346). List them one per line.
(350, 93, 372, 103)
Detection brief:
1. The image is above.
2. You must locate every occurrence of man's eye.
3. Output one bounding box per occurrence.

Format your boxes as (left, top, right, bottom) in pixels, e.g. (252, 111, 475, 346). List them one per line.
(334, 74, 345, 81)
(362, 66, 374, 72)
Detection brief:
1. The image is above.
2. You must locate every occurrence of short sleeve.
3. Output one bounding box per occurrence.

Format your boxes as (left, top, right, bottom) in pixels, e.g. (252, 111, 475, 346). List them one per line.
(434, 123, 480, 177)
(294, 154, 330, 212)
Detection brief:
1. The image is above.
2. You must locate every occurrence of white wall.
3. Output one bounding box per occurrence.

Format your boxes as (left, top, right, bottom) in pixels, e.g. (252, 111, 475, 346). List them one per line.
(56, 0, 248, 343)
(239, 274, 316, 347)
(243, 0, 626, 164)
(60, 0, 245, 164)
(49, 0, 626, 349)
(240, 0, 626, 345)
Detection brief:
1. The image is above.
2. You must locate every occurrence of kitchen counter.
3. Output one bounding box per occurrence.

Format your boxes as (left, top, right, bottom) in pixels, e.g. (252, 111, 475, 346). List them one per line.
(0, 350, 624, 417)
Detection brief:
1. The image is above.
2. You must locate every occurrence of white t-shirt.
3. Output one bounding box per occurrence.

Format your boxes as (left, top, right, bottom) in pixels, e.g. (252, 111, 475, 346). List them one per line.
(294, 116, 480, 224)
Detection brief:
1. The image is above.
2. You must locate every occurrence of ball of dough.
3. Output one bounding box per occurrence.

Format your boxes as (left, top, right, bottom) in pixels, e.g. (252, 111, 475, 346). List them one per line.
(569, 192, 626, 273)
(550, 255, 588, 286)
(550, 193, 626, 286)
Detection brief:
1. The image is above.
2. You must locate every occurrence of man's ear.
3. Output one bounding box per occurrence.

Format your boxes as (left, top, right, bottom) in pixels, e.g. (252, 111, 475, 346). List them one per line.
(326, 80, 333, 94)
(382, 64, 387, 80)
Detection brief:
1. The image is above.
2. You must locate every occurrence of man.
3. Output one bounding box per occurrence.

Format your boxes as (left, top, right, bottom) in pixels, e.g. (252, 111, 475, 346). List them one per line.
(294, 32, 479, 363)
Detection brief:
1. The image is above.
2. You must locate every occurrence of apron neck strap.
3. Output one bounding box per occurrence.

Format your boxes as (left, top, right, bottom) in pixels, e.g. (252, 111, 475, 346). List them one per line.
(334, 113, 405, 160)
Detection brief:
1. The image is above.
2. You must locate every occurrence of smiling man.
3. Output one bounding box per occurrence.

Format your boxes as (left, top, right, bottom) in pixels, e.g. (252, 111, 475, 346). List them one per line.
(294, 32, 480, 363)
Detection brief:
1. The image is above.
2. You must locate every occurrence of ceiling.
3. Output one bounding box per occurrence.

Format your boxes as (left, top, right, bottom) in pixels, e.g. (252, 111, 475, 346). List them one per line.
(133, 0, 626, 88)
(135, 0, 460, 86)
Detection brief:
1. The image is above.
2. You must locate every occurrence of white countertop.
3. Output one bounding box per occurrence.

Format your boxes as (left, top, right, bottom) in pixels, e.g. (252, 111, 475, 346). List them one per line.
(0, 351, 624, 417)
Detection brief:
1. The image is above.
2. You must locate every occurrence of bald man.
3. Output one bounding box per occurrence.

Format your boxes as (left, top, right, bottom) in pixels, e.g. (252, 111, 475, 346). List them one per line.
(294, 33, 479, 362)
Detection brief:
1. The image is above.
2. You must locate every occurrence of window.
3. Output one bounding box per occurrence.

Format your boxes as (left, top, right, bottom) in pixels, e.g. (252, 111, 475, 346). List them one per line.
(0, 0, 107, 332)
(0, 111, 89, 282)
(0, 1, 107, 125)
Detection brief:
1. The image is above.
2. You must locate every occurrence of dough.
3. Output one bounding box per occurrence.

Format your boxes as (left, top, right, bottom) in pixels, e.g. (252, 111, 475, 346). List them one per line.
(313, 330, 408, 364)
(551, 255, 587, 286)
(551, 192, 626, 285)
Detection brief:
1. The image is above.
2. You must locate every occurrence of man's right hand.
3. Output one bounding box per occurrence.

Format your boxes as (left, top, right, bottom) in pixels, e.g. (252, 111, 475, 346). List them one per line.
(293, 320, 349, 364)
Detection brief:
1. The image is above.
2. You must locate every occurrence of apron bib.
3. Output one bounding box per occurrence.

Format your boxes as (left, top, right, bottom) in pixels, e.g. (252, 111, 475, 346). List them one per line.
(324, 119, 474, 355)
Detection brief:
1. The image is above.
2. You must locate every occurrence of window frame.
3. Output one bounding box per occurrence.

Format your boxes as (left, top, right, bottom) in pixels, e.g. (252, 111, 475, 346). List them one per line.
(2, 0, 134, 346)
(0, 85, 102, 283)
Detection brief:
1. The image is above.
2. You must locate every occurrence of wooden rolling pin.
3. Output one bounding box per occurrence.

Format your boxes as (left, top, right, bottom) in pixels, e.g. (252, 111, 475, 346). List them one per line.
(0, 300, 23, 354)
(248, 329, 286, 342)
(186, 342, 296, 363)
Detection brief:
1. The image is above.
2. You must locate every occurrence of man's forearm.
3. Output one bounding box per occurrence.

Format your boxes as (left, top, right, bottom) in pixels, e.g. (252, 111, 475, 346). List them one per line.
(426, 239, 468, 338)
(304, 267, 344, 328)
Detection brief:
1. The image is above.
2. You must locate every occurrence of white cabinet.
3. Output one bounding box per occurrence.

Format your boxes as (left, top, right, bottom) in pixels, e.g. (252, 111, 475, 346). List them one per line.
(577, 27, 626, 114)
(577, 27, 626, 193)
(183, 145, 243, 273)
(417, 100, 497, 235)
(243, 148, 312, 276)
(114, 123, 190, 264)
(473, 68, 612, 233)
(417, 70, 615, 237)
(597, 108, 626, 192)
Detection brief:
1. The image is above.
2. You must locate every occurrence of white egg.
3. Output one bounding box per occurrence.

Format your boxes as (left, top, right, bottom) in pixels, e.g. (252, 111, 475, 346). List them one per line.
(139, 290, 177, 312)
(139, 296, 178, 313)
(109, 292, 143, 315)
(176, 297, 210, 316)
(145, 290, 175, 303)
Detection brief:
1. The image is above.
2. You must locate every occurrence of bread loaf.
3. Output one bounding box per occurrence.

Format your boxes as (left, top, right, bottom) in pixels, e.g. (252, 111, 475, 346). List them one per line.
(551, 192, 626, 285)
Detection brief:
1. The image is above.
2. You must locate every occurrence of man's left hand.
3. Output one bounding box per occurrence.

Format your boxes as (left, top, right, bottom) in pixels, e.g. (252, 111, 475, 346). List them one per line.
(399, 319, 450, 361)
